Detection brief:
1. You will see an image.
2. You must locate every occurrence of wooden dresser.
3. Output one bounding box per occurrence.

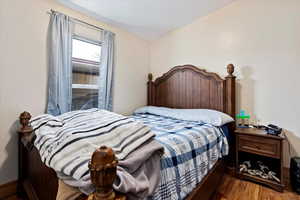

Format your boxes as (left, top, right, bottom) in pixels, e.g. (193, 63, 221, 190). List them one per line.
(235, 128, 285, 192)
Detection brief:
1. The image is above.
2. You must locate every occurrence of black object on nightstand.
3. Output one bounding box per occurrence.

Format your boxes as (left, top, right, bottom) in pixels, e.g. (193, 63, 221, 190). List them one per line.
(235, 128, 285, 192)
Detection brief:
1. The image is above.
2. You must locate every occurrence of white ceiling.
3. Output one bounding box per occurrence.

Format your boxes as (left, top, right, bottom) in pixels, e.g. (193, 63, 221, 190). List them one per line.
(58, 0, 236, 40)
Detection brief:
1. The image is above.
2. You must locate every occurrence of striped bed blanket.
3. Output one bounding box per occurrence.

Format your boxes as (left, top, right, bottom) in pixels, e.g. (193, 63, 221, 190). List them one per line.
(30, 109, 159, 196)
(132, 113, 229, 200)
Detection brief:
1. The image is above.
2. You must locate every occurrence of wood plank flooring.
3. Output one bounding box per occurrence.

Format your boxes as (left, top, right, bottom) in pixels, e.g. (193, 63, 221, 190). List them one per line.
(214, 174, 300, 200)
(4, 175, 300, 200)
(3, 195, 21, 200)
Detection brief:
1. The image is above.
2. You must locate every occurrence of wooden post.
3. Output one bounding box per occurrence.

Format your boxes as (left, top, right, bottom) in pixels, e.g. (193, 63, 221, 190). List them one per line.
(88, 146, 125, 200)
(147, 73, 155, 106)
(225, 64, 237, 167)
(18, 111, 34, 197)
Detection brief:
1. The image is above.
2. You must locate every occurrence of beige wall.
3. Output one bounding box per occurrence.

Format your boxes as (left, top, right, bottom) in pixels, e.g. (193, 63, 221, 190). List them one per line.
(1, 0, 299, 184)
(0, 0, 149, 184)
(150, 0, 300, 166)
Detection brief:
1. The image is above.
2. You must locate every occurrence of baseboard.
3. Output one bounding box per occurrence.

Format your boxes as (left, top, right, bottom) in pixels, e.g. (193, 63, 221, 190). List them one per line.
(0, 180, 17, 199)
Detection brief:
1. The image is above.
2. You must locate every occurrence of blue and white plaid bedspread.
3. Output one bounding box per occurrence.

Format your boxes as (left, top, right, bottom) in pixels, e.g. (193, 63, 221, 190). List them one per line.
(132, 113, 229, 200)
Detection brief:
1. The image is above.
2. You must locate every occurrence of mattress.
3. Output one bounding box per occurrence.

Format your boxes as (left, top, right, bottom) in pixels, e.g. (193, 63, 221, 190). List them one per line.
(131, 113, 229, 200)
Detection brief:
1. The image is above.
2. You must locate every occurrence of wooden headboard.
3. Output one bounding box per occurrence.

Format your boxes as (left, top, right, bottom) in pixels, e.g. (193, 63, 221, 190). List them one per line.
(147, 64, 236, 119)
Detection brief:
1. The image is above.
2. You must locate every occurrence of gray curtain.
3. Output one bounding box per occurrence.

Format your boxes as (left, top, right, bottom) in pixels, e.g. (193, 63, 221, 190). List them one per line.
(98, 30, 115, 111)
(46, 11, 73, 116)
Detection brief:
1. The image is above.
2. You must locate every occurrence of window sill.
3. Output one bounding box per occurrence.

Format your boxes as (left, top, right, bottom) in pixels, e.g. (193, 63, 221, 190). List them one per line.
(72, 84, 99, 90)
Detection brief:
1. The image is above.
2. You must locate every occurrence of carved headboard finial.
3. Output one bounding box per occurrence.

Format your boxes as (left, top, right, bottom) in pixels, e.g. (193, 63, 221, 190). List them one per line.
(88, 146, 118, 200)
(148, 73, 153, 81)
(226, 64, 235, 77)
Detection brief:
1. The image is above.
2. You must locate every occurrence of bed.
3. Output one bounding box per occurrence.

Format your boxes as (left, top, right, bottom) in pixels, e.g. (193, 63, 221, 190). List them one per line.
(17, 64, 236, 200)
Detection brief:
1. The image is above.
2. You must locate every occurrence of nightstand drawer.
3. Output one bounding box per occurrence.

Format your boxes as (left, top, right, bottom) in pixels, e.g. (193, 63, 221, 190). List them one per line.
(238, 135, 280, 159)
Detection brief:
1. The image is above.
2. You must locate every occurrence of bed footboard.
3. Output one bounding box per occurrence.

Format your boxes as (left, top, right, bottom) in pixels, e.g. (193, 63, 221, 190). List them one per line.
(18, 112, 58, 200)
(18, 112, 124, 200)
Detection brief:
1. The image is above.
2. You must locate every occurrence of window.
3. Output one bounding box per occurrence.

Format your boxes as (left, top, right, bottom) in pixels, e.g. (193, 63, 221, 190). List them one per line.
(71, 36, 102, 111)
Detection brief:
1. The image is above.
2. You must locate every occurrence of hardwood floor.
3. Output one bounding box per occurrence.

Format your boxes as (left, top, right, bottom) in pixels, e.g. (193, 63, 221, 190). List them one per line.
(4, 175, 300, 200)
(214, 174, 300, 200)
(2, 195, 22, 200)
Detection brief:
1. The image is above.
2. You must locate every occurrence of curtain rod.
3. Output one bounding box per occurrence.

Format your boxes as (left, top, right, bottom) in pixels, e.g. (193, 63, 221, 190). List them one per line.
(47, 9, 104, 31)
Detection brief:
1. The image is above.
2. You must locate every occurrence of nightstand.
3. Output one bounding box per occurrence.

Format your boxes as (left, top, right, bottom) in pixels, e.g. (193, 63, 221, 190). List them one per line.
(235, 128, 285, 192)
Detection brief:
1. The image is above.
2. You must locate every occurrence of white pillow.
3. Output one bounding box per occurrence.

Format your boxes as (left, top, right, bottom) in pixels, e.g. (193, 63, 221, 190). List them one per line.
(134, 106, 234, 126)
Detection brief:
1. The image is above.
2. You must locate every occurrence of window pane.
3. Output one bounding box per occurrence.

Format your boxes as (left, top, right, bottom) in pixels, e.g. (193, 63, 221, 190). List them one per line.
(72, 89, 98, 110)
(72, 39, 101, 62)
(72, 68, 99, 85)
(72, 61, 99, 77)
